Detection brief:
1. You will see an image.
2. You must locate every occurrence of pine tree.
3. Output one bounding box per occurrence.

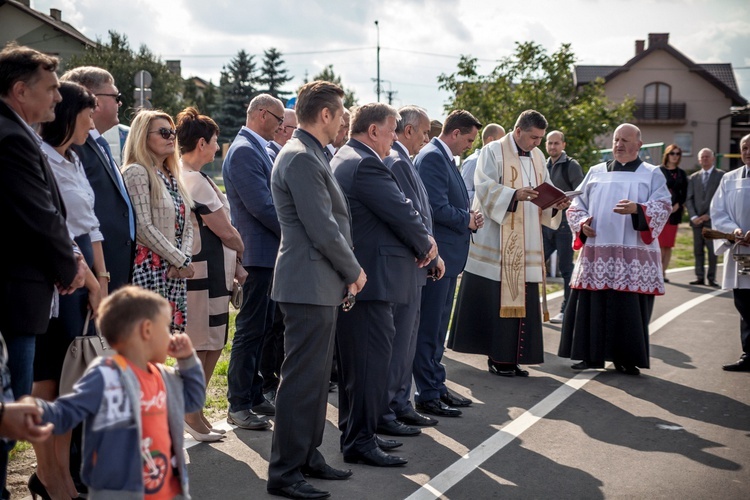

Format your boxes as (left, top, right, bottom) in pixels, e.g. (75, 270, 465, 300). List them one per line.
(214, 50, 258, 143)
(258, 48, 293, 101)
(311, 65, 358, 108)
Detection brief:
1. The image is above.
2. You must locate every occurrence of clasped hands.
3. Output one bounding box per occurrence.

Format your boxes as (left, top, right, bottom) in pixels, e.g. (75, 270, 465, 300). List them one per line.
(167, 263, 195, 279)
(733, 228, 750, 246)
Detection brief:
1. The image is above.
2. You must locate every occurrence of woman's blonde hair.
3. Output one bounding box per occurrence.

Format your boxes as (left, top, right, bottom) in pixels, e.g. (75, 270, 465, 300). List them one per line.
(122, 109, 192, 208)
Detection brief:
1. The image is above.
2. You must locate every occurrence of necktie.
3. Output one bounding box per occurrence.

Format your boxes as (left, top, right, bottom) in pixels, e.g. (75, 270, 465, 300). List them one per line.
(96, 136, 135, 240)
(702, 171, 709, 188)
(323, 148, 333, 162)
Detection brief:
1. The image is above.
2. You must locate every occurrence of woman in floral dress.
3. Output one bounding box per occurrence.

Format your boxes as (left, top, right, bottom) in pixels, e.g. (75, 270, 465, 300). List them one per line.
(122, 110, 194, 331)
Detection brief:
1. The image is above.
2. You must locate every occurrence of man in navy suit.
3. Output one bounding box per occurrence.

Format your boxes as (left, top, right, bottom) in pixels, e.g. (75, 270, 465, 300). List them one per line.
(379, 106, 445, 435)
(62, 66, 136, 291)
(332, 103, 436, 467)
(223, 94, 286, 430)
(414, 110, 483, 417)
(267, 108, 297, 162)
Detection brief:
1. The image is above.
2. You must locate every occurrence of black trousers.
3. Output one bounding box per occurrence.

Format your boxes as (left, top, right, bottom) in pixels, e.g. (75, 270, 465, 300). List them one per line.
(734, 288, 750, 355)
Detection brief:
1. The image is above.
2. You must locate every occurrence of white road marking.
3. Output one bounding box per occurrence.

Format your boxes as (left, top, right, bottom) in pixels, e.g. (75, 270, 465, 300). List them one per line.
(405, 287, 727, 500)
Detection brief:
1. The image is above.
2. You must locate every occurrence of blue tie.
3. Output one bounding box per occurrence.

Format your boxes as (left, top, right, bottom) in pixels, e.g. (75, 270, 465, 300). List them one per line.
(95, 136, 135, 240)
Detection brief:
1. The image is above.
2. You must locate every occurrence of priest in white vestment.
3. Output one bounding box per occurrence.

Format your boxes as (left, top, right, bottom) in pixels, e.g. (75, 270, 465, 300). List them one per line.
(449, 110, 567, 377)
(710, 133, 750, 372)
(558, 124, 671, 375)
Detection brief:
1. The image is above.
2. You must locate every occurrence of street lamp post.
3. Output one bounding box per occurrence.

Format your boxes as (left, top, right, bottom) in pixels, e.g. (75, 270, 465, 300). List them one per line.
(375, 20, 381, 102)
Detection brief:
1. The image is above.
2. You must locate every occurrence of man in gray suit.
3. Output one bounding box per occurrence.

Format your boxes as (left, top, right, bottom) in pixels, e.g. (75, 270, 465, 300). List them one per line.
(267, 81, 366, 500)
(686, 147, 724, 287)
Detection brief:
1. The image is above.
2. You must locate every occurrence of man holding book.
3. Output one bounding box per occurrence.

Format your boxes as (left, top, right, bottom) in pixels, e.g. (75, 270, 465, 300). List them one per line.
(448, 110, 570, 377)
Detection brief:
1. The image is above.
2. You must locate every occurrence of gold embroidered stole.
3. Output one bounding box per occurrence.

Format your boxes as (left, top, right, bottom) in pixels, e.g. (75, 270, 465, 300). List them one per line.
(499, 136, 547, 319)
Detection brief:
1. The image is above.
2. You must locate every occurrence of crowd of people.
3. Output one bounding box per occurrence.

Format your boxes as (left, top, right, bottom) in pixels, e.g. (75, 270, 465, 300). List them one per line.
(1, 40, 749, 500)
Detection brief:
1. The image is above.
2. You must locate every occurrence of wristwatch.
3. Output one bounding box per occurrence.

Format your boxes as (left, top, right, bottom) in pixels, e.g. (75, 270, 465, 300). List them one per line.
(96, 271, 111, 282)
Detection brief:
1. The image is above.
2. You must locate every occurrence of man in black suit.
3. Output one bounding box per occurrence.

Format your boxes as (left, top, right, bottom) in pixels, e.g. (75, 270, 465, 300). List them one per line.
(686, 147, 724, 287)
(62, 67, 136, 292)
(268, 81, 366, 500)
(379, 106, 444, 435)
(0, 43, 84, 494)
(332, 103, 436, 467)
(414, 110, 482, 418)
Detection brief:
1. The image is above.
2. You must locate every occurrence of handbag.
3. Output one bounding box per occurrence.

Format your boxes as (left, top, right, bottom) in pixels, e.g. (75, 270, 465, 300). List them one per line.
(59, 311, 112, 395)
(230, 279, 243, 309)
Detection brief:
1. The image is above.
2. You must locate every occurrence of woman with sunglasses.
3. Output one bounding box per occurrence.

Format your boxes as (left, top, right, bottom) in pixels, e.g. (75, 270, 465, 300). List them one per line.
(176, 107, 247, 441)
(658, 144, 688, 282)
(122, 110, 194, 332)
(30, 81, 104, 500)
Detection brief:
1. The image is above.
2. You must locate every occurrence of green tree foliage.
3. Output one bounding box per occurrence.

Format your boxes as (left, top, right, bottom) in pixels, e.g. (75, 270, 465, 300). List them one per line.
(258, 48, 293, 100)
(438, 42, 634, 167)
(214, 50, 258, 144)
(311, 65, 358, 108)
(66, 31, 183, 125)
(182, 78, 219, 117)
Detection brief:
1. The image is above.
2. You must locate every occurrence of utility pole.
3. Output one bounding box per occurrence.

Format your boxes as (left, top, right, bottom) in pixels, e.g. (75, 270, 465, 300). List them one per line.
(375, 20, 381, 102)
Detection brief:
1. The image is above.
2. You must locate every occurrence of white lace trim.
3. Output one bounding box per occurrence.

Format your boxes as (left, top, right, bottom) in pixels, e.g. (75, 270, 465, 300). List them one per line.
(571, 244, 665, 294)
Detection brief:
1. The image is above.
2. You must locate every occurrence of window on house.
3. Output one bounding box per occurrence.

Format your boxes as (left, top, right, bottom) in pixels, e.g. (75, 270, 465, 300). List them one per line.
(643, 82, 671, 119)
(673, 132, 693, 157)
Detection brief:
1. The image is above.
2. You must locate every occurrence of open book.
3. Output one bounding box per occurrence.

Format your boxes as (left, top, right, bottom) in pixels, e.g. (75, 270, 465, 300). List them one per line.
(530, 183, 582, 210)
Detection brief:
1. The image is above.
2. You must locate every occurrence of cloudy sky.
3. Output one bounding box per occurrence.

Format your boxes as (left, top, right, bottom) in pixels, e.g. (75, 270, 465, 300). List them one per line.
(32, 0, 750, 121)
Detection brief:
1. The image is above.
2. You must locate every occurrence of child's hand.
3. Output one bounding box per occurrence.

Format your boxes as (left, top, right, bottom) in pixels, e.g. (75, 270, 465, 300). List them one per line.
(168, 333, 194, 360)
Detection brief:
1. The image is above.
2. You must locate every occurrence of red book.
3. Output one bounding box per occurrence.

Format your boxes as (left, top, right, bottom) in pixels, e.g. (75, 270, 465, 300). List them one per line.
(531, 183, 569, 210)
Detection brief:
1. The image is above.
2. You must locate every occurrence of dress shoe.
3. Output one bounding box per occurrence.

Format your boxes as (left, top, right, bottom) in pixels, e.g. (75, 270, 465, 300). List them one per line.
(440, 389, 472, 407)
(415, 399, 462, 417)
(722, 357, 750, 372)
(614, 363, 640, 375)
(301, 464, 352, 480)
(377, 420, 421, 436)
(708, 280, 721, 288)
(571, 361, 590, 370)
(343, 447, 407, 467)
(549, 312, 564, 324)
(251, 400, 276, 416)
(227, 409, 270, 430)
(396, 408, 438, 427)
(689, 279, 705, 285)
(375, 435, 403, 450)
(264, 389, 277, 405)
(488, 360, 529, 377)
(184, 422, 224, 442)
(268, 480, 330, 499)
(328, 381, 338, 392)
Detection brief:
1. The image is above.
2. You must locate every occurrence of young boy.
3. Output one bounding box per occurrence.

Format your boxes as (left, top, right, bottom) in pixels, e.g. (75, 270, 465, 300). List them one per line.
(29, 286, 206, 499)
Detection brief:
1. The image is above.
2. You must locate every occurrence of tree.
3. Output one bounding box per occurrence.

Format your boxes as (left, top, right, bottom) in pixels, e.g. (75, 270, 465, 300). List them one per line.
(182, 77, 219, 117)
(311, 64, 358, 108)
(258, 48, 293, 100)
(438, 42, 635, 167)
(214, 50, 259, 144)
(66, 31, 183, 125)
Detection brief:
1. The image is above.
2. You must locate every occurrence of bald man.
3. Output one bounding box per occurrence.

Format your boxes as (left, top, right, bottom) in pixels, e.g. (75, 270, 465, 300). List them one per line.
(461, 123, 505, 206)
(558, 124, 671, 376)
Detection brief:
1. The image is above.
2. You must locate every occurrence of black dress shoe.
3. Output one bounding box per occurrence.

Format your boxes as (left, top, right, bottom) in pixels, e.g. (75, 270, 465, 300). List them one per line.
(440, 390, 472, 407)
(343, 447, 407, 467)
(377, 420, 421, 436)
(375, 435, 403, 450)
(301, 464, 353, 480)
(571, 361, 590, 370)
(268, 480, 330, 499)
(707, 280, 721, 288)
(689, 279, 705, 285)
(396, 408, 438, 427)
(488, 360, 529, 377)
(614, 363, 640, 375)
(722, 357, 750, 372)
(416, 399, 462, 417)
(663, 277, 670, 283)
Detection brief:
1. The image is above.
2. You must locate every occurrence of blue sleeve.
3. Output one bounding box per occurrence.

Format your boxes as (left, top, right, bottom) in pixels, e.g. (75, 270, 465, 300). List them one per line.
(38, 367, 104, 435)
(225, 145, 281, 237)
(417, 152, 470, 234)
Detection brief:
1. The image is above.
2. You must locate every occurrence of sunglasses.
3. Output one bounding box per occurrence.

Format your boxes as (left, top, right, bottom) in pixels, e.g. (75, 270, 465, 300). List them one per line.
(95, 92, 122, 104)
(149, 127, 176, 140)
(668, 151, 681, 156)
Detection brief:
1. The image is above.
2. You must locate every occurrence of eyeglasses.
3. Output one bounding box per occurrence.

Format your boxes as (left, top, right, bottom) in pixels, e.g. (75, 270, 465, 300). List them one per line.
(95, 92, 122, 104)
(263, 109, 284, 126)
(668, 151, 681, 156)
(282, 125, 296, 133)
(149, 127, 176, 140)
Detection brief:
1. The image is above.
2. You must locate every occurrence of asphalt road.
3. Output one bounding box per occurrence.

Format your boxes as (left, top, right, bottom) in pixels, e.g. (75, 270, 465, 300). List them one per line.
(185, 266, 749, 499)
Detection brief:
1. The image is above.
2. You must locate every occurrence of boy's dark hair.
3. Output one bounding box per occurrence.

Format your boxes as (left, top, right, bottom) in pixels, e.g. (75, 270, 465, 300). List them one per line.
(40, 81, 96, 147)
(442, 110, 482, 135)
(295, 80, 345, 126)
(0, 42, 58, 97)
(96, 286, 169, 345)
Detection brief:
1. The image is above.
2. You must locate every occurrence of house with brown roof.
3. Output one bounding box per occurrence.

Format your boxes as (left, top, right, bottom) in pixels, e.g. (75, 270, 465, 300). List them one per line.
(575, 33, 749, 170)
(0, 0, 96, 64)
